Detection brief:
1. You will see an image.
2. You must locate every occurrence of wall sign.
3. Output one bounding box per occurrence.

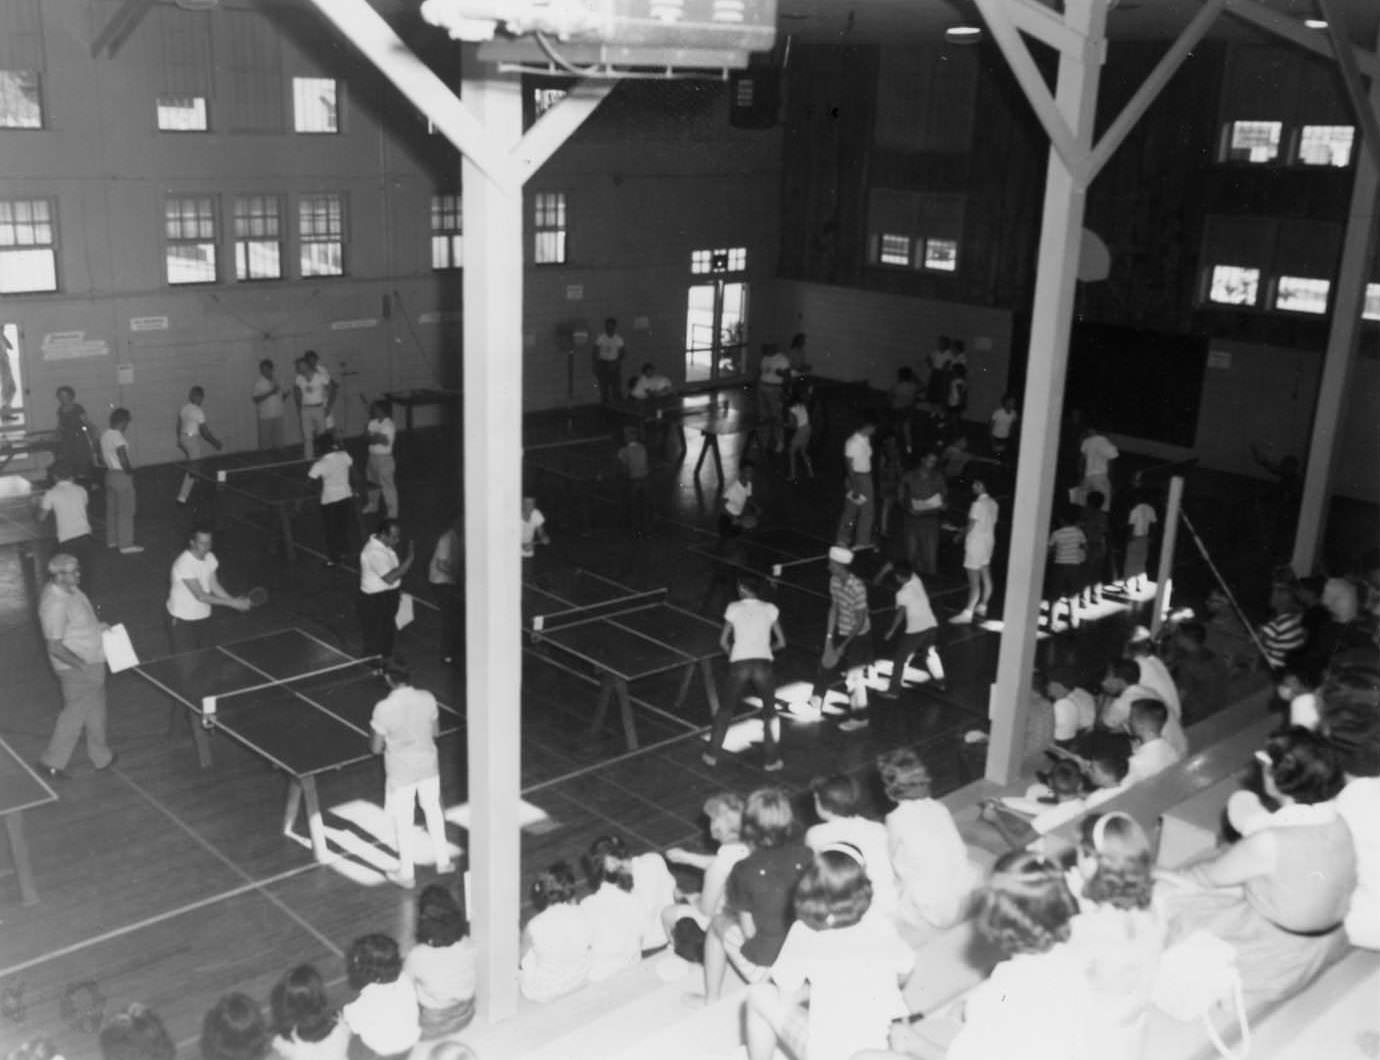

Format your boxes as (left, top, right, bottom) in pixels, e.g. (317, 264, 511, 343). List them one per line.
(41, 331, 109, 361)
(1207, 349, 1232, 370)
(330, 318, 378, 331)
(565, 284, 584, 301)
(129, 316, 169, 332)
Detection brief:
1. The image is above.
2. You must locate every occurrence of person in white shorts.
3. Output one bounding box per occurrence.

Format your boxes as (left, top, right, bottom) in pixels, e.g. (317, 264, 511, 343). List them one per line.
(370, 662, 453, 889)
(363, 399, 399, 519)
(951, 478, 998, 624)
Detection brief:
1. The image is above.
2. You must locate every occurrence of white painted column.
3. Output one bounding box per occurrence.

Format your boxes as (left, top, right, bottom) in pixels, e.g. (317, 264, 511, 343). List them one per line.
(461, 57, 524, 1022)
(1291, 29, 1380, 574)
(984, 0, 1108, 784)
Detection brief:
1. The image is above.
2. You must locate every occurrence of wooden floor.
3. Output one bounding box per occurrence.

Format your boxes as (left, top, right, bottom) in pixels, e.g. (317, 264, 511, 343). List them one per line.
(0, 389, 1368, 1058)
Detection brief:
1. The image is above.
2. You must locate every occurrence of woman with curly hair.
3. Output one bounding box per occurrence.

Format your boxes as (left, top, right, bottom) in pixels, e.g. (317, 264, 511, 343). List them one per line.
(404, 885, 478, 1038)
(340, 934, 420, 1059)
(520, 862, 593, 1003)
(1160, 727, 1356, 1006)
(743, 844, 913, 1060)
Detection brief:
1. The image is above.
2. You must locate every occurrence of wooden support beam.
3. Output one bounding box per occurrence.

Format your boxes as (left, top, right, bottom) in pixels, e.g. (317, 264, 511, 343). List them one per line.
(1006, 0, 1089, 57)
(1086, 0, 1226, 181)
(90, 0, 154, 59)
(1318, 0, 1380, 173)
(975, 0, 1092, 186)
(511, 80, 616, 183)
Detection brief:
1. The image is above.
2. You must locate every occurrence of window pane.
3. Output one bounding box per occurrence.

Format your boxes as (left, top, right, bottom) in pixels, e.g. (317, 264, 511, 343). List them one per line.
(1226, 120, 1281, 163)
(0, 71, 42, 129)
(1275, 276, 1329, 314)
(157, 96, 208, 131)
(0, 248, 57, 293)
(691, 250, 711, 274)
(167, 243, 217, 284)
(301, 241, 343, 276)
(1297, 125, 1354, 167)
(533, 87, 566, 119)
(293, 78, 338, 133)
(1208, 265, 1260, 306)
(1365, 282, 1380, 322)
(534, 231, 565, 265)
(235, 240, 281, 280)
(878, 233, 910, 266)
(924, 238, 958, 272)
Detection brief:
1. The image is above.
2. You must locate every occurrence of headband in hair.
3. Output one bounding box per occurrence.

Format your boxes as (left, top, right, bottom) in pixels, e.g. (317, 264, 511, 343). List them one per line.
(1091, 811, 1134, 854)
(819, 840, 866, 871)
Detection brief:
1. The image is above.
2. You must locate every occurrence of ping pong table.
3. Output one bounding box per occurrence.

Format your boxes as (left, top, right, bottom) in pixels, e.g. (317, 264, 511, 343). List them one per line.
(0, 735, 59, 905)
(0, 429, 59, 474)
(689, 527, 891, 605)
(134, 628, 461, 863)
(177, 450, 362, 563)
(524, 438, 620, 534)
(523, 570, 723, 750)
(608, 395, 761, 482)
(0, 479, 49, 602)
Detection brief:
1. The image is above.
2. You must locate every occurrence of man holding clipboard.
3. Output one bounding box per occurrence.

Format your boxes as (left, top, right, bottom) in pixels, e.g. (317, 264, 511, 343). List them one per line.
(36, 553, 115, 779)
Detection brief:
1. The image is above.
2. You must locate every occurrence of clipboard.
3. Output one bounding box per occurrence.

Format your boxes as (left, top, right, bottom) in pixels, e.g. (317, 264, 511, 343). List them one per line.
(395, 592, 415, 631)
(102, 624, 140, 673)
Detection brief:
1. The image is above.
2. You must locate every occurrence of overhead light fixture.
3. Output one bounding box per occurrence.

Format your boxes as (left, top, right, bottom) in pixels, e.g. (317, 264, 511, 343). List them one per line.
(945, 24, 983, 44)
(1303, 18, 1327, 28)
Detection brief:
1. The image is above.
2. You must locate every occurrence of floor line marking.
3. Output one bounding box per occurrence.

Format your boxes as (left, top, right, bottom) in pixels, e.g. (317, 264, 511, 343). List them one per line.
(522, 647, 702, 733)
(0, 861, 322, 980)
(115, 766, 345, 958)
(520, 725, 709, 795)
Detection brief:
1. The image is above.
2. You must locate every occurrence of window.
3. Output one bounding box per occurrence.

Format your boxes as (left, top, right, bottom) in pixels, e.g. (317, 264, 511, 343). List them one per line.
(293, 77, 338, 133)
(532, 87, 566, 120)
(0, 199, 56, 293)
(0, 70, 41, 128)
(431, 194, 462, 270)
(165, 197, 217, 284)
(923, 237, 958, 272)
(1297, 125, 1354, 167)
(533, 192, 566, 265)
(1275, 276, 1329, 314)
(299, 194, 344, 276)
(233, 196, 281, 280)
(1364, 283, 1380, 322)
(876, 235, 911, 267)
(1207, 265, 1260, 307)
(1223, 120, 1282, 163)
(226, 9, 284, 132)
(157, 95, 207, 131)
(690, 247, 747, 274)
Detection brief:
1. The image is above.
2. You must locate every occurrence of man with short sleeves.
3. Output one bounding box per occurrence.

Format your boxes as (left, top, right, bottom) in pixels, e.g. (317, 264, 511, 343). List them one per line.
(37, 552, 114, 779)
(166, 527, 251, 655)
(101, 408, 142, 554)
(295, 350, 337, 459)
(704, 574, 786, 771)
(360, 518, 414, 664)
(629, 363, 674, 401)
(809, 546, 873, 732)
(175, 386, 223, 506)
(371, 663, 452, 888)
(39, 463, 95, 594)
(592, 317, 625, 405)
(756, 343, 793, 452)
(878, 562, 946, 698)
(836, 413, 878, 549)
(252, 359, 288, 450)
(1079, 425, 1119, 505)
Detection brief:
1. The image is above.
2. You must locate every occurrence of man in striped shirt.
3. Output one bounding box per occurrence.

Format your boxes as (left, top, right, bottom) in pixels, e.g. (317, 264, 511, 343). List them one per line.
(1258, 581, 1307, 673)
(808, 546, 873, 732)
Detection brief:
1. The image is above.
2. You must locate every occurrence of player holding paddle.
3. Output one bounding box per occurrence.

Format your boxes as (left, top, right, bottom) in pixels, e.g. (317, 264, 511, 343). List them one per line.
(166, 525, 266, 655)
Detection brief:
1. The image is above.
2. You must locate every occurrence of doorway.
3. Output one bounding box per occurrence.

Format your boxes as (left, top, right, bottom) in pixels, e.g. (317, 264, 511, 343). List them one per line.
(1, 323, 27, 432)
(683, 247, 750, 385)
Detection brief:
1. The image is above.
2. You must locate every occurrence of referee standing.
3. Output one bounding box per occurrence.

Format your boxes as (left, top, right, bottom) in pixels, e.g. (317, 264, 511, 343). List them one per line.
(360, 518, 413, 665)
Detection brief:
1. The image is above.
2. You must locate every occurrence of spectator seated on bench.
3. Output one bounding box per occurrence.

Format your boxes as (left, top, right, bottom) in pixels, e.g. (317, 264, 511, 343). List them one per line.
(805, 774, 898, 922)
(1157, 727, 1355, 1008)
(661, 793, 750, 961)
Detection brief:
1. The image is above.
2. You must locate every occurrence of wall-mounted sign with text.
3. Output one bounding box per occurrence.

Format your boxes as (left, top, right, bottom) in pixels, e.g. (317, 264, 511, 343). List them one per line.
(129, 316, 170, 332)
(330, 318, 378, 331)
(41, 331, 110, 361)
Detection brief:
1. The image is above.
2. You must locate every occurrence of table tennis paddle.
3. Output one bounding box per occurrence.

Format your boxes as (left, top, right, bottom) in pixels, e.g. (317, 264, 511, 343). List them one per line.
(246, 586, 269, 609)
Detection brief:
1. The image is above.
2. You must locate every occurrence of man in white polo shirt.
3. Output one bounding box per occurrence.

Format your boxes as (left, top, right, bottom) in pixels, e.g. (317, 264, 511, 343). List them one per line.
(166, 526, 251, 655)
(39, 462, 95, 593)
(251, 359, 289, 450)
(360, 518, 414, 665)
(756, 343, 793, 453)
(175, 385, 223, 506)
(592, 317, 625, 405)
(294, 350, 337, 459)
(836, 412, 878, 549)
(362, 398, 399, 519)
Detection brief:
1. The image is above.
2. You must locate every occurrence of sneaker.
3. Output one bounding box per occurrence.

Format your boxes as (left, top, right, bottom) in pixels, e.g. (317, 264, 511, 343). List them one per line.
(96, 752, 120, 771)
(948, 611, 974, 625)
(837, 716, 869, 733)
(35, 762, 70, 781)
(118, 545, 145, 554)
(763, 758, 784, 772)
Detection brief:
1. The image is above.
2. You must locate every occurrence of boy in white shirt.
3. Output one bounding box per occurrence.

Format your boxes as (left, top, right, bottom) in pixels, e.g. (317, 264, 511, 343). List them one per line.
(166, 526, 251, 654)
(1079, 426, 1119, 505)
(363, 399, 399, 519)
(39, 463, 95, 592)
(836, 413, 878, 549)
(989, 394, 1019, 458)
(1123, 698, 1182, 786)
(370, 663, 452, 887)
(1046, 670, 1097, 747)
(630, 363, 674, 400)
(521, 496, 549, 559)
(307, 432, 355, 566)
(175, 386, 223, 506)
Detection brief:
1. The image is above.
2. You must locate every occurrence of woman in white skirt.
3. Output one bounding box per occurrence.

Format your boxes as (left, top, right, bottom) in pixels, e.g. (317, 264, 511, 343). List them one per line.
(951, 478, 998, 624)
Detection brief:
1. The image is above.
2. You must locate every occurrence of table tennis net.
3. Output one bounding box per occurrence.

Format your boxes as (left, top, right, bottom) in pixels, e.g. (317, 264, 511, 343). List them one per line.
(199, 657, 377, 718)
(209, 455, 314, 483)
(530, 587, 668, 633)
